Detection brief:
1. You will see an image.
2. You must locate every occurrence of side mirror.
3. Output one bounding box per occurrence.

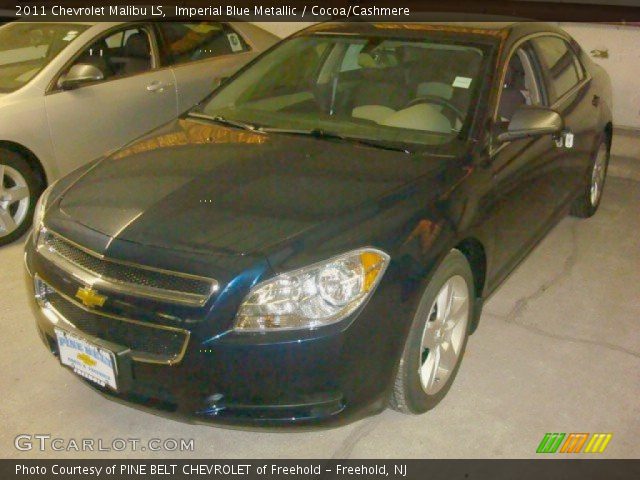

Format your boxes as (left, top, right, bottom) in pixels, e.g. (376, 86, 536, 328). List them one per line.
(59, 64, 104, 90)
(497, 106, 563, 142)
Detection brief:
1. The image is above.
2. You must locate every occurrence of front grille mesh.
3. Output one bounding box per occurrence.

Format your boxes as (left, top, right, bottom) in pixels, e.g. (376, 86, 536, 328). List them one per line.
(40, 281, 188, 364)
(41, 231, 214, 300)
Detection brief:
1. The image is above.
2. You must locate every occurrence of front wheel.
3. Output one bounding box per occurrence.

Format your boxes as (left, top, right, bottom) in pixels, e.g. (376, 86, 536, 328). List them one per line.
(0, 148, 41, 246)
(390, 249, 474, 414)
(570, 139, 610, 218)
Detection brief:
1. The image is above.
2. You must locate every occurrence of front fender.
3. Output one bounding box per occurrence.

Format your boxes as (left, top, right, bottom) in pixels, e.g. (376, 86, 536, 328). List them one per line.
(0, 96, 58, 182)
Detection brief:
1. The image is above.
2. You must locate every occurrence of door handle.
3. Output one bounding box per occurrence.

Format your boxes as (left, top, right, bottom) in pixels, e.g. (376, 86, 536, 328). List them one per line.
(592, 95, 600, 107)
(146, 81, 171, 93)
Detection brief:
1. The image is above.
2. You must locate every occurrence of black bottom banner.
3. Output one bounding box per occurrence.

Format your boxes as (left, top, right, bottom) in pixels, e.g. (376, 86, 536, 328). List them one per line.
(3, 459, 640, 480)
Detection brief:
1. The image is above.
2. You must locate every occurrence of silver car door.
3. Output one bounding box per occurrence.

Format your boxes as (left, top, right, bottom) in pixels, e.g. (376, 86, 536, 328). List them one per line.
(44, 24, 177, 174)
(155, 22, 257, 114)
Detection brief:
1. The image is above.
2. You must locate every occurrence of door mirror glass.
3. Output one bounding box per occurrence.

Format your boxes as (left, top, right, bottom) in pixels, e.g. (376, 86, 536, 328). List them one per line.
(497, 106, 563, 142)
(59, 63, 104, 90)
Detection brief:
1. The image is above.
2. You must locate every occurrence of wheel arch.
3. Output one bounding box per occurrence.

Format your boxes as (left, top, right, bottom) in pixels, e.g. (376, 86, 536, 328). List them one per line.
(453, 236, 487, 333)
(0, 141, 48, 191)
(454, 237, 487, 298)
(604, 121, 613, 149)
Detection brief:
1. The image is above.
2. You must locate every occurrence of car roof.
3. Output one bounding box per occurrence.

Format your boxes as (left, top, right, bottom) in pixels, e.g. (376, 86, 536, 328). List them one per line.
(298, 21, 563, 42)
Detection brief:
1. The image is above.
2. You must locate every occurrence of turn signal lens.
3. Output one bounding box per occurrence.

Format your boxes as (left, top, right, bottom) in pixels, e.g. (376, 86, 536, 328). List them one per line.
(32, 180, 58, 246)
(235, 248, 389, 331)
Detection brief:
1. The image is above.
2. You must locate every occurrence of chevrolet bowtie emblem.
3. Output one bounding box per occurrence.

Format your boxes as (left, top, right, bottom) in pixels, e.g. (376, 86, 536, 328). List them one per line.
(76, 352, 97, 367)
(75, 286, 107, 308)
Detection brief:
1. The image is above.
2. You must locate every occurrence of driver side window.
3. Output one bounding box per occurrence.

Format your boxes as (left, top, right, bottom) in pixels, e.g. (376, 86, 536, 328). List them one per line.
(67, 27, 153, 84)
(498, 43, 544, 124)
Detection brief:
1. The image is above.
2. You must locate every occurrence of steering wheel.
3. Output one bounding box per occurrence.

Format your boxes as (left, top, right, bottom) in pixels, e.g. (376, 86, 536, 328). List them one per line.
(405, 95, 465, 129)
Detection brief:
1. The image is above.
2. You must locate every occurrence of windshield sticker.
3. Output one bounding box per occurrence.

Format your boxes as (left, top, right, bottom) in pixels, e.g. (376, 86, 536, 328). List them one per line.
(452, 76, 472, 89)
(227, 33, 243, 52)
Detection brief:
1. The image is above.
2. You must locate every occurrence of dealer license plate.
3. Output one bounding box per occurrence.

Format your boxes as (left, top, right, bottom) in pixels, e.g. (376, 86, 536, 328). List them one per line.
(55, 328, 118, 390)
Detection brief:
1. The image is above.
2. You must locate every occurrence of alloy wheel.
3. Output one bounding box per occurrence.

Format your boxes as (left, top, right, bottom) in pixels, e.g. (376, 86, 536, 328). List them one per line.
(590, 143, 608, 207)
(0, 164, 30, 237)
(418, 275, 470, 395)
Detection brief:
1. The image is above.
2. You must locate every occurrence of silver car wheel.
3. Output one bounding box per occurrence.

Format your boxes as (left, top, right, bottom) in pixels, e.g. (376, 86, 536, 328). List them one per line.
(0, 164, 30, 237)
(419, 275, 470, 395)
(590, 143, 608, 207)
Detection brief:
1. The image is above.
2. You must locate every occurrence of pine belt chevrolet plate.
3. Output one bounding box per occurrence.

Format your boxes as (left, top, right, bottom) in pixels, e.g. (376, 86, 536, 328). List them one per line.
(55, 328, 118, 391)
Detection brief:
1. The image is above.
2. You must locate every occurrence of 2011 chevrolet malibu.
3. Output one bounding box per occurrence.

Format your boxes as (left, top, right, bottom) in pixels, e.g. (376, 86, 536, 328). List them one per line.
(0, 21, 277, 245)
(24, 22, 612, 427)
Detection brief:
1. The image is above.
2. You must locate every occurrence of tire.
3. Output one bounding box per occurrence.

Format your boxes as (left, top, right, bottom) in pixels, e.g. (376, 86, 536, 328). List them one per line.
(390, 249, 474, 414)
(570, 137, 610, 219)
(0, 148, 42, 246)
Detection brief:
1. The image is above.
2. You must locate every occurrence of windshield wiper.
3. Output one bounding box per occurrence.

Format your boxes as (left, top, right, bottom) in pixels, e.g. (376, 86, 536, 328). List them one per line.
(185, 117, 413, 153)
(187, 112, 262, 132)
(258, 127, 413, 154)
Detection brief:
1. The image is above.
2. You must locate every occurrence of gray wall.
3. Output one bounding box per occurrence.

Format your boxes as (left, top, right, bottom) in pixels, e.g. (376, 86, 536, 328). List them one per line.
(559, 23, 640, 129)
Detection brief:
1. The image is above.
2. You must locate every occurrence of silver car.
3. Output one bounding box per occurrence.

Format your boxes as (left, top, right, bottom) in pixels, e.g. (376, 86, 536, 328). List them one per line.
(0, 21, 277, 245)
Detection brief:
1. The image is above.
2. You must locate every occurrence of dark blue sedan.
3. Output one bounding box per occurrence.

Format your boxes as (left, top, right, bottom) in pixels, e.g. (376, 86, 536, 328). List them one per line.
(24, 21, 612, 426)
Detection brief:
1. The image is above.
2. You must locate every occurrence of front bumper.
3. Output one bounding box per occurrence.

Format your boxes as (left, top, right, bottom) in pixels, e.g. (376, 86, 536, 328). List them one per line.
(24, 234, 410, 427)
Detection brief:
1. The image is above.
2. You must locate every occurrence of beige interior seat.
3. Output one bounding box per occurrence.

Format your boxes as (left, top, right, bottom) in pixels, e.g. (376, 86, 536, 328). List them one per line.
(350, 51, 452, 133)
(350, 51, 407, 121)
(352, 105, 397, 123)
(379, 104, 451, 133)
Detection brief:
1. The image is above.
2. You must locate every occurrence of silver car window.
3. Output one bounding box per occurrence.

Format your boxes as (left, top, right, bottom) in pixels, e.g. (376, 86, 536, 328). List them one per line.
(158, 22, 250, 65)
(65, 27, 153, 83)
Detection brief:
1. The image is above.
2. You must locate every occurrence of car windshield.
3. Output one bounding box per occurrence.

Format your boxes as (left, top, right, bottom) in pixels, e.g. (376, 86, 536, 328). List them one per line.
(0, 23, 90, 93)
(199, 33, 489, 148)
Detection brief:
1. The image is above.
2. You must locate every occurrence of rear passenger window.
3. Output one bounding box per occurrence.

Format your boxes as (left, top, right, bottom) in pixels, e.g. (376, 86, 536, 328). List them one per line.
(532, 36, 584, 102)
(158, 23, 250, 65)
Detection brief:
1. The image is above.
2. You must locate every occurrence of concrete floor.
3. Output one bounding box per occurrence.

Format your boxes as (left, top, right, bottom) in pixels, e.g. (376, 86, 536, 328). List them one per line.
(1, 134, 639, 459)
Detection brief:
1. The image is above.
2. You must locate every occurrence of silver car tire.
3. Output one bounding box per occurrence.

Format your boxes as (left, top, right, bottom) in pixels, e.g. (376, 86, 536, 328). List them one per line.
(0, 148, 41, 246)
(390, 249, 474, 414)
(570, 136, 610, 219)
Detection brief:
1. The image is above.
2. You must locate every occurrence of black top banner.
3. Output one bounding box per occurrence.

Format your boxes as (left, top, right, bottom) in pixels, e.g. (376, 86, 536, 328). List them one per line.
(3, 0, 640, 22)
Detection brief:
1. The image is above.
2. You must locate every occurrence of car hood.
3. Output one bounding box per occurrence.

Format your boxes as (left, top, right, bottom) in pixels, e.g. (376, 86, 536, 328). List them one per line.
(55, 118, 453, 256)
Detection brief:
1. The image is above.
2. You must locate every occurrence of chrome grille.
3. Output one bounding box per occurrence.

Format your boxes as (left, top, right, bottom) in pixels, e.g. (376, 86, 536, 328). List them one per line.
(36, 279, 189, 365)
(38, 230, 217, 306)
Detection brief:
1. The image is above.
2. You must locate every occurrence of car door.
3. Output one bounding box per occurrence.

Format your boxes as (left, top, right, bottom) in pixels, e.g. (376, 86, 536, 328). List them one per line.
(529, 35, 599, 201)
(484, 41, 564, 279)
(44, 24, 177, 174)
(155, 22, 257, 114)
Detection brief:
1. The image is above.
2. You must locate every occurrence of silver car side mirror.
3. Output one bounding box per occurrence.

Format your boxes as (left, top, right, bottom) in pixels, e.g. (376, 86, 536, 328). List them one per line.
(497, 106, 563, 142)
(59, 64, 104, 91)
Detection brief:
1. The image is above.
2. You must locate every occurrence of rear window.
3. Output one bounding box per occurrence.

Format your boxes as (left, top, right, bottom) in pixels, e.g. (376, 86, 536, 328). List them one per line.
(158, 22, 250, 66)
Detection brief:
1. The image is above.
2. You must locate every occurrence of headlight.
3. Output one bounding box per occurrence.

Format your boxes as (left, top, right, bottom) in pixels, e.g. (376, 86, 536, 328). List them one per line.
(235, 248, 389, 331)
(32, 181, 57, 244)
